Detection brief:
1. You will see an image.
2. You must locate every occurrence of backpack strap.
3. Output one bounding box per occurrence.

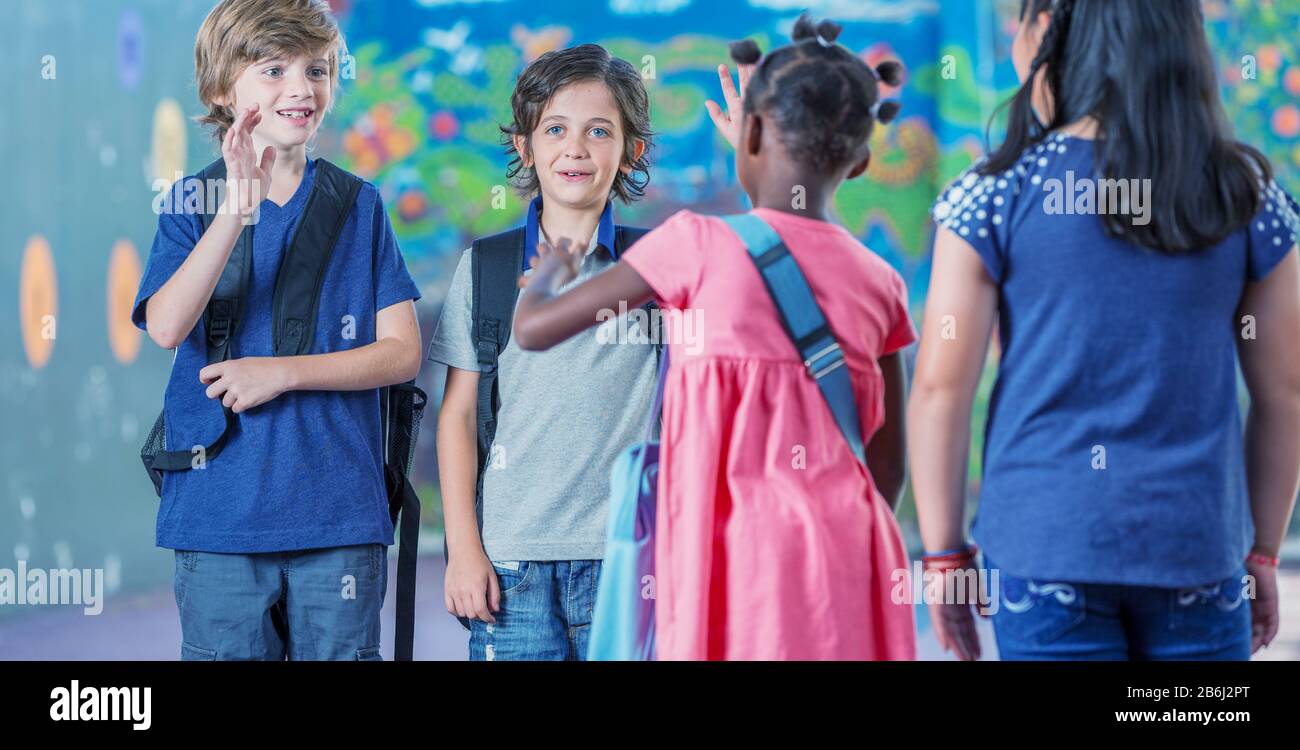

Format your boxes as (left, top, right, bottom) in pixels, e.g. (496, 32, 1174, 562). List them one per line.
(148, 158, 363, 472)
(439, 227, 522, 631)
(381, 381, 427, 662)
(149, 159, 248, 471)
(615, 225, 662, 365)
(470, 227, 526, 490)
(720, 213, 867, 466)
(272, 159, 364, 355)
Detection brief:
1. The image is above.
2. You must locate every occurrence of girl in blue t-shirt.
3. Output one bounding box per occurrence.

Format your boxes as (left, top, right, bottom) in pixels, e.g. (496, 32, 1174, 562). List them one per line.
(910, 0, 1300, 660)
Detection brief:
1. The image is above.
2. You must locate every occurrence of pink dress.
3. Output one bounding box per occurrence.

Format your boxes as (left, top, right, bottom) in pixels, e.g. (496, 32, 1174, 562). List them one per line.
(621, 208, 918, 660)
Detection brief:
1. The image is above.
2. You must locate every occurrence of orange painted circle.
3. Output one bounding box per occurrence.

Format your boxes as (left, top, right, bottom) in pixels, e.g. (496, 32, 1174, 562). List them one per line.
(19, 235, 57, 369)
(152, 98, 187, 190)
(1285, 68, 1300, 96)
(1258, 46, 1282, 74)
(1273, 105, 1300, 139)
(107, 239, 143, 364)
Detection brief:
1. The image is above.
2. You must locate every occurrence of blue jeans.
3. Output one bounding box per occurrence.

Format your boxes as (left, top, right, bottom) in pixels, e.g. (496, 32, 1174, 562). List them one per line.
(984, 555, 1252, 660)
(174, 544, 387, 661)
(468, 560, 602, 661)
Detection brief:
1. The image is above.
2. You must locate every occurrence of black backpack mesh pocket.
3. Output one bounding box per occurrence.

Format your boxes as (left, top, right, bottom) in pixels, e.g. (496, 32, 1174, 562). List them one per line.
(140, 410, 168, 497)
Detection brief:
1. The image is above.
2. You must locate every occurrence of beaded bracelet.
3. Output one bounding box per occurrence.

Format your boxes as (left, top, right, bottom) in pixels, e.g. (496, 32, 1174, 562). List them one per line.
(1247, 551, 1280, 568)
(922, 543, 978, 562)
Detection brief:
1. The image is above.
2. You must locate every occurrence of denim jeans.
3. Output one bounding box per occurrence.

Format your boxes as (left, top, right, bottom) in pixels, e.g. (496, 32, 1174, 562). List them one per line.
(984, 555, 1252, 660)
(468, 560, 602, 661)
(174, 544, 387, 661)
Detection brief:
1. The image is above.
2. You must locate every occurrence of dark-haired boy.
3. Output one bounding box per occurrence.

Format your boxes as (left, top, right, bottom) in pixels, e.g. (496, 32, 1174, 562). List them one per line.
(427, 43, 658, 661)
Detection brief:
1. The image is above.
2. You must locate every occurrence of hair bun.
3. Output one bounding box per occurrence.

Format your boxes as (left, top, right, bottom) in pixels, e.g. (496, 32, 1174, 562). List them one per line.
(814, 20, 843, 44)
(874, 100, 902, 125)
(874, 60, 904, 87)
(791, 13, 817, 42)
(792, 14, 843, 46)
(729, 39, 762, 65)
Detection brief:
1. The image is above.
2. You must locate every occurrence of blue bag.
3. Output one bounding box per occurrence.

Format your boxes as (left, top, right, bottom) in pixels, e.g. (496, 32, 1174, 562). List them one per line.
(587, 348, 669, 661)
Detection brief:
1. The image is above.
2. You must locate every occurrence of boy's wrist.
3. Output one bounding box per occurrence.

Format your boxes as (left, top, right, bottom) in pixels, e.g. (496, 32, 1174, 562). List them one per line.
(278, 358, 302, 391)
(208, 207, 248, 235)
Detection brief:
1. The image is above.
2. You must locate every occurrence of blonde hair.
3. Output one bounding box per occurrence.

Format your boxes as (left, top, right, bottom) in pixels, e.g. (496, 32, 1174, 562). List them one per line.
(194, 0, 347, 143)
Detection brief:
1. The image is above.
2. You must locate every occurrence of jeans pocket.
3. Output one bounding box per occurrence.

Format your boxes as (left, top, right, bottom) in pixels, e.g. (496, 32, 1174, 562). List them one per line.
(181, 641, 217, 661)
(995, 571, 1087, 644)
(493, 561, 532, 596)
(1171, 565, 1251, 642)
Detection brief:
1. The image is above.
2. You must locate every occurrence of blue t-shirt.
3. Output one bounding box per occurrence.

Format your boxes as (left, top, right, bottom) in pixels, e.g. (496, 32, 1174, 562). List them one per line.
(932, 132, 1300, 587)
(133, 158, 421, 552)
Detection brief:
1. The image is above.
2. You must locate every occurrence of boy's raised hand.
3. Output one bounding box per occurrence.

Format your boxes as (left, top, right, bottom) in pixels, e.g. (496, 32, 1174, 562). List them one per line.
(222, 103, 276, 220)
(704, 62, 755, 150)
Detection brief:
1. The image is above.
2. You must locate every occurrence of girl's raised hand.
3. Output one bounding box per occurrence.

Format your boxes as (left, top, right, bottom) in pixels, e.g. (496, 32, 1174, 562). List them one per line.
(221, 103, 276, 221)
(518, 237, 583, 291)
(704, 62, 755, 150)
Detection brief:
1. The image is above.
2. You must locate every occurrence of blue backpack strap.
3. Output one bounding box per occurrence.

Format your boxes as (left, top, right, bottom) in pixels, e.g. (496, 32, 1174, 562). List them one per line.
(720, 213, 867, 466)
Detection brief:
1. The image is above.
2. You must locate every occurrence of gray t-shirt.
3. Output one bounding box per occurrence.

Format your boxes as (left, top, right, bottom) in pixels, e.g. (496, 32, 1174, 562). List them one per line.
(426, 238, 658, 561)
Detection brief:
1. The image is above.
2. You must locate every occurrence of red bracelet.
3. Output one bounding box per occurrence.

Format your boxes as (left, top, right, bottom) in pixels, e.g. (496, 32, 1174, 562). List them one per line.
(922, 559, 975, 573)
(1246, 552, 1280, 568)
(922, 543, 979, 563)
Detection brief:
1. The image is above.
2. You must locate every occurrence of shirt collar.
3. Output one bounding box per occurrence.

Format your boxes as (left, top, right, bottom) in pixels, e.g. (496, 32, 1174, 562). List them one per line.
(522, 195, 618, 271)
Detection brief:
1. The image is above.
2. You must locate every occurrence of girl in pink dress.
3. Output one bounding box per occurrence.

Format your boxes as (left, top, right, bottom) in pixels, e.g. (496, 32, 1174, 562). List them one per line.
(512, 15, 918, 660)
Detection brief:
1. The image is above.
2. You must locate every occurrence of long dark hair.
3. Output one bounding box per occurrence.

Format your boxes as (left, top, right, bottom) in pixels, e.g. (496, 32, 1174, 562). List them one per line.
(981, 0, 1272, 252)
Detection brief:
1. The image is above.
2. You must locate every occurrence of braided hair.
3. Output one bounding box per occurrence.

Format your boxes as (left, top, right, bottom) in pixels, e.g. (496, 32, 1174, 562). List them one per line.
(729, 14, 903, 173)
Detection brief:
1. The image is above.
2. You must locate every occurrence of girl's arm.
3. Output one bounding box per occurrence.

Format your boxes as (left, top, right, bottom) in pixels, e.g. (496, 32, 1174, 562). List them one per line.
(867, 352, 908, 510)
(907, 227, 998, 662)
(513, 240, 655, 350)
(907, 227, 998, 553)
(1237, 246, 1300, 653)
(1238, 248, 1300, 560)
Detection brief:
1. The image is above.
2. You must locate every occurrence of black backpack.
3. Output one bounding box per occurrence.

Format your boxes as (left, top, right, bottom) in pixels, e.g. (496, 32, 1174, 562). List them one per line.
(443, 225, 659, 630)
(139, 157, 424, 661)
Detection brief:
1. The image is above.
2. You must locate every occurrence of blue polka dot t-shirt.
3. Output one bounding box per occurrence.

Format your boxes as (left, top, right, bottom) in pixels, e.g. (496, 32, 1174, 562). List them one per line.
(932, 132, 1299, 587)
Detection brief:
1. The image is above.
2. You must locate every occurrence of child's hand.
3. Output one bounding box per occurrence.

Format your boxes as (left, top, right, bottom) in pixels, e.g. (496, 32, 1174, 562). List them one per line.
(517, 237, 583, 291)
(222, 103, 275, 221)
(704, 62, 755, 150)
(927, 567, 985, 661)
(445, 549, 500, 624)
(1246, 558, 1279, 653)
(199, 356, 292, 413)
